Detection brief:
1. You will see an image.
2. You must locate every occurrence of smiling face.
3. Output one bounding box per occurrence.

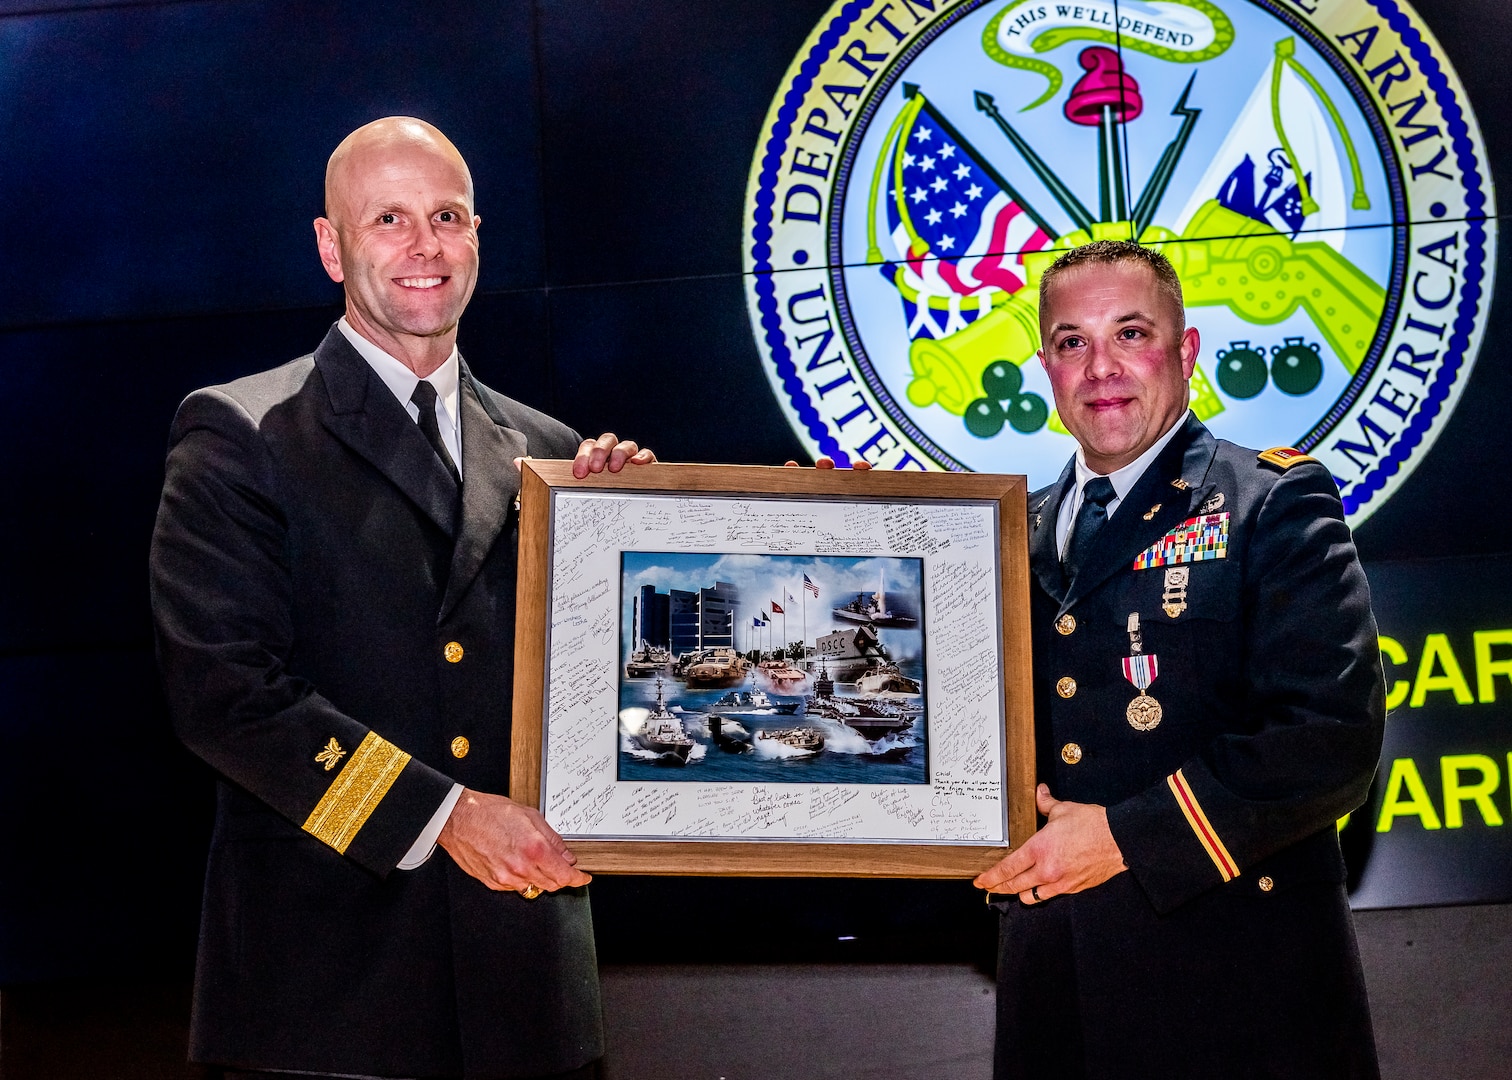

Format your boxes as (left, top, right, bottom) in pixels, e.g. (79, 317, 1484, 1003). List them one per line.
(1037, 259, 1200, 475)
(314, 118, 480, 374)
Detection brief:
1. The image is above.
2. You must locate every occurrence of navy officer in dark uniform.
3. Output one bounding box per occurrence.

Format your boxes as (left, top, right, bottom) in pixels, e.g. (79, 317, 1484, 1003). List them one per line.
(151, 117, 652, 1080)
(973, 240, 1384, 1078)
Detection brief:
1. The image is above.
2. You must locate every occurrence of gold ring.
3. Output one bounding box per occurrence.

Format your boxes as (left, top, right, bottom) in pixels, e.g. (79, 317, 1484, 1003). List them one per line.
(520, 884, 543, 900)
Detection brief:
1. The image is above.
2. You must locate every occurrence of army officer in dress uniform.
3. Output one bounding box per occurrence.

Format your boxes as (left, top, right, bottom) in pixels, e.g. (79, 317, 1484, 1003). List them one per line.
(973, 240, 1385, 1079)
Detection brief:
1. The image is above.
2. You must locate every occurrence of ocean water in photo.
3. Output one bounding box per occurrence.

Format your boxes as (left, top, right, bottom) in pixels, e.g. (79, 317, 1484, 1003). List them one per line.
(615, 658, 929, 785)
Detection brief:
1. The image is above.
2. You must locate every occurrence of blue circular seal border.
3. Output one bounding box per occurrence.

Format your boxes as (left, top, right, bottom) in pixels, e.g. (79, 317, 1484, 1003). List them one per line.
(749, 0, 877, 468)
(1339, 0, 1489, 518)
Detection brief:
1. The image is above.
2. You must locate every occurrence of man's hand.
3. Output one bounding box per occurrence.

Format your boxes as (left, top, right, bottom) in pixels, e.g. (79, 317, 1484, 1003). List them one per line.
(437, 787, 591, 895)
(973, 784, 1126, 903)
(782, 456, 872, 470)
(572, 433, 656, 478)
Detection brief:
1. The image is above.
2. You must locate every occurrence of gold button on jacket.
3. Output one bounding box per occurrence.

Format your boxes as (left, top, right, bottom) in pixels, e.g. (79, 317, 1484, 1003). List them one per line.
(444, 641, 464, 663)
(1055, 613, 1076, 635)
(1056, 676, 1077, 698)
(450, 736, 470, 759)
(1258, 876, 1275, 892)
(1061, 742, 1083, 765)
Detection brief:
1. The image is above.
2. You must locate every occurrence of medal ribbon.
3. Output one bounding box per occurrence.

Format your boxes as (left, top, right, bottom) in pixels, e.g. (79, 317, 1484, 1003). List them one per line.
(1122, 653, 1159, 691)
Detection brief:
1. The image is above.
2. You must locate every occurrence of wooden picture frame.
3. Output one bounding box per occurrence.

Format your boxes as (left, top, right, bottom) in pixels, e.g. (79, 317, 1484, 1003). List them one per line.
(510, 461, 1034, 877)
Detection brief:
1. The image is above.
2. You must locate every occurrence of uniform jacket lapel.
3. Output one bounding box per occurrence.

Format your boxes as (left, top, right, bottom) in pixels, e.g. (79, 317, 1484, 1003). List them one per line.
(1029, 457, 1078, 606)
(314, 326, 460, 539)
(1061, 413, 1219, 611)
(439, 362, 527, 623)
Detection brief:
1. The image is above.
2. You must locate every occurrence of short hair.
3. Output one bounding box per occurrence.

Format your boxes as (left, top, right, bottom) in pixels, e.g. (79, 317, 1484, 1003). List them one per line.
(1037, 240, 1185, 334)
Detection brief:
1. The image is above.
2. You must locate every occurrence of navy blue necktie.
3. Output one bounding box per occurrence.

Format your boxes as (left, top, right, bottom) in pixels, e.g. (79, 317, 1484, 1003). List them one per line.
(410, 380, 461, 487)
(1062, 476, 1116, 585)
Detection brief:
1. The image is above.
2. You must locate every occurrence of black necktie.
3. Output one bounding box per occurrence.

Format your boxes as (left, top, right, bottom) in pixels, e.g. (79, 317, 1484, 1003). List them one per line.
(410, 380, 461, 487)
(1062, 476, 1117, 585)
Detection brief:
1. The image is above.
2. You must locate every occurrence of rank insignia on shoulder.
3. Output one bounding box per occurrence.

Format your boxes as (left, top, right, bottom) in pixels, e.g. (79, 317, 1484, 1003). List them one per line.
(315, 737, 347, 772)
(1258, 447, 1316, 470)
(1133, 513, 1229, 569)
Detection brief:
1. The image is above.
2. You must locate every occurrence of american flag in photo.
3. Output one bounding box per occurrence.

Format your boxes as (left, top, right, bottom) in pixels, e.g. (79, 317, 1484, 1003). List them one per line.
(803, 574, 820, 598)
(883, 102, 1051, 340)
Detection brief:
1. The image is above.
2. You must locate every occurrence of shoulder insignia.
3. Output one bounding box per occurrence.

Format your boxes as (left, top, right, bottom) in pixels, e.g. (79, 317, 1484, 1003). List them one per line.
(1258, 447, 1316, 470)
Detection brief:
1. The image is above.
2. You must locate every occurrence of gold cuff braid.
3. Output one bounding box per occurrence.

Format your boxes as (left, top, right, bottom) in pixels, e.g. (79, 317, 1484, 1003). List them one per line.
(303, 731, 411, 853)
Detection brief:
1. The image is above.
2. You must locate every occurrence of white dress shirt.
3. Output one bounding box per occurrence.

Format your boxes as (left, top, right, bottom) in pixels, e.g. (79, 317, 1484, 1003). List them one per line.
(1054, 411, 1190, 559)
(337, 318, 463, 472)
(338, 318, 465, 869)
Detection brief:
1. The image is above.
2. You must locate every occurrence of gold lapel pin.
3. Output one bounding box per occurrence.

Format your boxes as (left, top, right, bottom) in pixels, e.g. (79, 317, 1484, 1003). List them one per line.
(1143, 504, 1162, 520)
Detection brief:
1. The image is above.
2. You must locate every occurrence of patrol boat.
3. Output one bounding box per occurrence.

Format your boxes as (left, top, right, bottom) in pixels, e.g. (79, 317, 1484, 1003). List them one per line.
(757, 726, 824, 754)
(633, 676, 695, 764)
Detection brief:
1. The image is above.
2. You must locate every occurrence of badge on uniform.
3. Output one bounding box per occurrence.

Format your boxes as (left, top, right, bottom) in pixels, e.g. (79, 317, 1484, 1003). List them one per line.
(1122, 613, 1162, 731)
(1162, 566, 1190, 618)
(1132, 512, 1229, 569)
(315, 737, 347, 771)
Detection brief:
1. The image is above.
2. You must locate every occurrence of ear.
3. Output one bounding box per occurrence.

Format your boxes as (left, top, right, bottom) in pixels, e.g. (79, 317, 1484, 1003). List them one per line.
(1179, 325, 1199, 380)
(313, 218, 345, 284)
(1036, 346, 1048, 375)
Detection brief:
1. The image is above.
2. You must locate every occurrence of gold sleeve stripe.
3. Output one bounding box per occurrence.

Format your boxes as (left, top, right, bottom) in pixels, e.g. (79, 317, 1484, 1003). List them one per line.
(302, 731, 411, 854)
(1167, 769, 1239, 882)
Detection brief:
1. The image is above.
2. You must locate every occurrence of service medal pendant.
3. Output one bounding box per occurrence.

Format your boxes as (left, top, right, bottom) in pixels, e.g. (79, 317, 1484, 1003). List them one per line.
(1121, 621, 1161, 731)
(1126, 692, 1164, 732)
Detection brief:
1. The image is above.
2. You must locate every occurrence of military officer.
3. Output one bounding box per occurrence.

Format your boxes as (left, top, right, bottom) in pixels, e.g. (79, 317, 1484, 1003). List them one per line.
(151, 117, 652, 1079)
(973, 240, 1385, 1078)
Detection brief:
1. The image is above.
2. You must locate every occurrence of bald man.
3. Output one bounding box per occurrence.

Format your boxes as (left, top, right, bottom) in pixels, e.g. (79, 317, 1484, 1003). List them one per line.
(151, 118, 647, 1079)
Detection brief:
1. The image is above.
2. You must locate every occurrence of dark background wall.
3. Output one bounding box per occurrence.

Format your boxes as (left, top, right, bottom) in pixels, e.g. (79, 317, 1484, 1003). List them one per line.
(1, 0, 1509, 1062)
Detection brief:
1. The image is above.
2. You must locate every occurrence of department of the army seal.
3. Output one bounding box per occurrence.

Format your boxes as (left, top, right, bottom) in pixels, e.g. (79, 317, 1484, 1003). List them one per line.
(744, 0, 1495, 526)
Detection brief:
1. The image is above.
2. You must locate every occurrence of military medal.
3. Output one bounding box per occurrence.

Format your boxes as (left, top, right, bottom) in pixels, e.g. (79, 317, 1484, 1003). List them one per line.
(1122, 613, 1162, 731)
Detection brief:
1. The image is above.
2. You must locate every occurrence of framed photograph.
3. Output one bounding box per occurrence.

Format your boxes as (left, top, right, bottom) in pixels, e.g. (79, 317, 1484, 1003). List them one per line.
(510, 462, 1034, 876)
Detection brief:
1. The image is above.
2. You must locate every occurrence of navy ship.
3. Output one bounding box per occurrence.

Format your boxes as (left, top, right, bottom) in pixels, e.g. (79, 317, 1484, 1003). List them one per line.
(633, 676, 695, 764)
(832, 571, 917, 628)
